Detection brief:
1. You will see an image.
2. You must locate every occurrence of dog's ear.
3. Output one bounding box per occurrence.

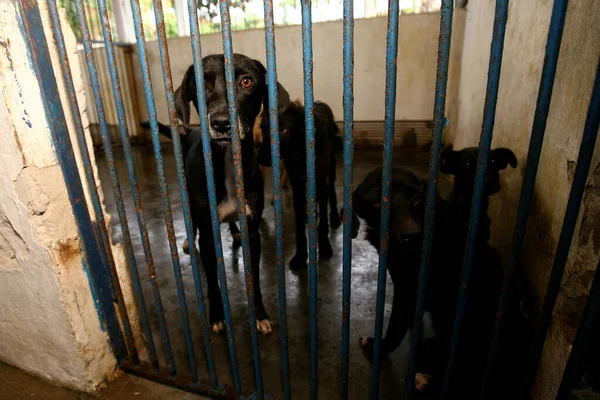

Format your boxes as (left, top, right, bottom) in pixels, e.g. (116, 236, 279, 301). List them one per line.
(275, 81, 291, 114)
(440, 149, 460, 175)
(491, 148, 518, 170)
(175, 66, 195, 131)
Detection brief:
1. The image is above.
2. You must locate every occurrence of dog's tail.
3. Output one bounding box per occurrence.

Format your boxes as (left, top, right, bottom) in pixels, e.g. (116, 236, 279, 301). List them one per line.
(140, 120, 173, 139)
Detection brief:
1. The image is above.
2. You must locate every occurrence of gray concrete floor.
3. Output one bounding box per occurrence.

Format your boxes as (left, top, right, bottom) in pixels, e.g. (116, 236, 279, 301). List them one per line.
(0, 361, 206, 399)
(96, 146, 441, 399)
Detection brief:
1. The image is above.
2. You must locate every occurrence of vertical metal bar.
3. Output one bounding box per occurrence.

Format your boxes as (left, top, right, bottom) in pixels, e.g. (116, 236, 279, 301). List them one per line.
(480, 0, 569, 396)
(218, 1, 265, 397)
(340, 0, 354, 396)
(136, 0, 219, 388)
(406, 0, 454, 396)
(524, 56, 600, 398)
(262, 1, 291, 399)
(46, 0, 139, 364)
(441, 1, 510, 397)
(300, 0, 319, 397)
(73, 0, 166, 373)
(186, 0, 242, 395)
(371, 0, 400, 398)
(556, 259, 600, 400)
(17, 0, 126, 362)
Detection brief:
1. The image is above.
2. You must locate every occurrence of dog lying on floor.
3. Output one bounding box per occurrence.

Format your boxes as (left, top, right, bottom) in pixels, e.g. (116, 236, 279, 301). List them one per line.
(141, 54, 290, 335)
(349, 147, 517, 398)
(256, 94, 342, 270)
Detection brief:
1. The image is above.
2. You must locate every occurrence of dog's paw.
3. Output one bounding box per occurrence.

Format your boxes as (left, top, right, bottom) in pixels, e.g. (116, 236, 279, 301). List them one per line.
(211, 321, 225, 334)
(414, 373, 432, 392)
(231, 232, 242, 248)
(183, 239, 190, 255)
(289, 255, 307, 271)
(256, 319, 272, 335)
(319, 240, 333, 259)
(330, 211, 342, 229)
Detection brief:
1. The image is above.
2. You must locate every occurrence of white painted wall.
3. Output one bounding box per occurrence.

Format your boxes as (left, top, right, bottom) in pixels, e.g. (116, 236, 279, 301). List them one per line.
(448, 1, 600, 398)
(133, 10, 466, 125)
(0, 1, 143, 391)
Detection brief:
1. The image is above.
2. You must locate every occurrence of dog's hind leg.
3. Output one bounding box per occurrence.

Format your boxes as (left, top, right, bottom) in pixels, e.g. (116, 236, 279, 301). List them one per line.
(288, 167, 308, 270)
(229, 222, 241, 247)
(328, 153, 341, 228)
(317, 176, 333, 259)
(197, 223, 225, 333)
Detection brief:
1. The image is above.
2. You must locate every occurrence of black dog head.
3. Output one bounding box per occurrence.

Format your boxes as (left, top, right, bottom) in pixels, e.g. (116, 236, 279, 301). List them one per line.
(174, 54, 290, 145)
(440, 147, 517, 199)
(346, 166, 427, 252)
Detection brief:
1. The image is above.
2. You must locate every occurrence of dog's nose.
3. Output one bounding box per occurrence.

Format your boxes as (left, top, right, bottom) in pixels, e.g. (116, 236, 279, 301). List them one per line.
(211, 114, 231, 133)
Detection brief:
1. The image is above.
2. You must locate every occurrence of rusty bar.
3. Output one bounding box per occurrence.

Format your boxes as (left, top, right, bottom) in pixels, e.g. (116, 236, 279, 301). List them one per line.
(406, 0, 454, 396)
(300, 0, 319, 397)
(440, 1, 510, 398)
(340, 0, 354, 396)
(218, 0, 265, 397)
(186, 0, 242, 394)
(46, 0, 138, 363)
(17, 0, 126, 362)
(261, 0, 291, 398)
(481, 0, 569, 396)
(371, 0, 400, 397)
(524, 55, 600, 398)
(74, 0, 164, 371)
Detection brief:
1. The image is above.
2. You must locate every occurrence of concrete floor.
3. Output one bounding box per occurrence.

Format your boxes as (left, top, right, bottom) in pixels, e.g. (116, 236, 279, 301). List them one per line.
(0, 361, 206, 399)
(96, 146, 441, 399)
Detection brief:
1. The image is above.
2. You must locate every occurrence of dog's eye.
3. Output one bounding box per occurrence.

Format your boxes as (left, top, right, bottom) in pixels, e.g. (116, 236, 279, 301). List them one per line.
(240, 77, 253, 89)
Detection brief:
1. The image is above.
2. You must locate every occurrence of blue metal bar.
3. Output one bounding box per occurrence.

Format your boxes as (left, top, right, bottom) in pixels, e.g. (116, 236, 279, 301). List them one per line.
(73, 0, 162, 371)
(300, 0, 319, 397)
(371, 0, 400, 397)
(218, 1, 265, 397)
(46, 0, 138, 363)
(440, 1, 509, 398)
(17, 0, 126, 362)
(261, 1, 291, 398)
(186, 0, 242, 395)
(557, 258, 600, 400)
(480, 0, 569, 396)
(340, 0, 354, 396)
(406, 0, 454, 396)
(524, 55, 600, 398)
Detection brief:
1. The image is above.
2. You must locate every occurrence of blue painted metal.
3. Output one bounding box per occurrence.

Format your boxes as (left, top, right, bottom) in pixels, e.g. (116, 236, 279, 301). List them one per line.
(340, 0, 354, 397)
(262, 0, 291, 398)
(557, 257, 600, 400)
(300, 0, 319, 397)
(73, 0, 162, 371)
(480, 0, 569, 396)
(440, 1, 510, 398)
(186, 0, 242, 394)
(17, 0, 126, 362)
(524, 55, 600, 398)
(45, 0, 138, 363)
(371, 0, 400, 397)
(218, 1, 265, 397)
(406, 0, 454, 396)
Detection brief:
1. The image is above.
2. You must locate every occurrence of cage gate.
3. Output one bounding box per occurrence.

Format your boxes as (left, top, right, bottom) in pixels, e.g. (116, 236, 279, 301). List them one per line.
(16, 0, 600, 399)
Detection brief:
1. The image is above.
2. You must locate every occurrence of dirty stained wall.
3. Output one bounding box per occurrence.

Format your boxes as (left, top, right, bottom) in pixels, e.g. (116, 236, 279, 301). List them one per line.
(447, 0, 600, 398)
(0, 1, 142, 391)
(134, 10, 466, 125)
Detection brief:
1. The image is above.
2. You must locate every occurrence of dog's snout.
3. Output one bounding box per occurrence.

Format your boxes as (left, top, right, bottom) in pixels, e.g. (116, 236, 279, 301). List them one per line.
(211, 113, 231, 133)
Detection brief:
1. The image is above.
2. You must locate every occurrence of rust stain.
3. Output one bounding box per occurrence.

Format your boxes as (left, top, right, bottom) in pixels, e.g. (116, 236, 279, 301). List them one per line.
(54, 238, 82, 265)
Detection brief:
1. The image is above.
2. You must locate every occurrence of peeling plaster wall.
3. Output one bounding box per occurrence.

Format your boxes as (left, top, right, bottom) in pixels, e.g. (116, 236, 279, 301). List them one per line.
(447, 0, 600, 398)
(0, 1, 143, 391)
